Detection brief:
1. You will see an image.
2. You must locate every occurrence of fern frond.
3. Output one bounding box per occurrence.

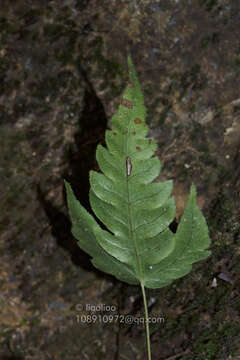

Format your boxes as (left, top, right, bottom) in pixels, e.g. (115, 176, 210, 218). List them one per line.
(64, 56, 211, 289)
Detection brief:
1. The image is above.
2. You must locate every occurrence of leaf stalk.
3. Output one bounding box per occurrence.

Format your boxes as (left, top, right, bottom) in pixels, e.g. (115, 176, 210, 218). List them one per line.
(141, 282, 151, 360)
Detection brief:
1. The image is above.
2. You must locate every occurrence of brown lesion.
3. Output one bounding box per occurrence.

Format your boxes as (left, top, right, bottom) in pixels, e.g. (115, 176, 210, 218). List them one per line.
(121, 98, 133, 108)
(136, 146, 141, 151)
(134, 117, 142, 124)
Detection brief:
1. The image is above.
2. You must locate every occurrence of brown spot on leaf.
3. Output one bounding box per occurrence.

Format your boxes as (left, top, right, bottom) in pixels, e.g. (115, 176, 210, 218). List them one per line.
(132, 131, 136, 135)
(113, 132, 117, 136)
(136, 146, 141, 151)
(134, 118, 141, 124)
(121, 98, 133, 108)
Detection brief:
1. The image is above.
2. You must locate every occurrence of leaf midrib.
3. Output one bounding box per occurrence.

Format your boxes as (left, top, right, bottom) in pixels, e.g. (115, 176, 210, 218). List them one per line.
(125, 110, 144, 285)
(126, 172, 144, 284)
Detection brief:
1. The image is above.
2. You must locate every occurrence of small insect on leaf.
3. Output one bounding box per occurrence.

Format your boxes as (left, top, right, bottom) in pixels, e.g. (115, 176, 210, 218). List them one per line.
(126, 156, 132, 176)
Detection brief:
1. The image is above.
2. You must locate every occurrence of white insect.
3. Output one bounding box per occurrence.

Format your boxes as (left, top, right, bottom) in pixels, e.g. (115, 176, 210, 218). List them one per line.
(126, 156, 132, 176)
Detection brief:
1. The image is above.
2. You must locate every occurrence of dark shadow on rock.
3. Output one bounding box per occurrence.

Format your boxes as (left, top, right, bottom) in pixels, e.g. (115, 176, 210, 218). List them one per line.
(37, 61, 108, 273)
(63, 63, 108, 213)
(36, 183, 94, 271)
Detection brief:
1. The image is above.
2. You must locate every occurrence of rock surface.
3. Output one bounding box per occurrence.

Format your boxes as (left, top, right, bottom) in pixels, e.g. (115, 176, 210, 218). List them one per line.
(1, 1, 240, 359)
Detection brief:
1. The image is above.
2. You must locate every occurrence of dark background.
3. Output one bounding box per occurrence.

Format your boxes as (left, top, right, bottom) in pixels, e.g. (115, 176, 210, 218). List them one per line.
(1, 0, 240, 359)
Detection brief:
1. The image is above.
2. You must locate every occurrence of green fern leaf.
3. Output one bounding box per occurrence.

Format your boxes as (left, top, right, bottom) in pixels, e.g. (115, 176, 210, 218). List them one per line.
(64, 56, 211, 289)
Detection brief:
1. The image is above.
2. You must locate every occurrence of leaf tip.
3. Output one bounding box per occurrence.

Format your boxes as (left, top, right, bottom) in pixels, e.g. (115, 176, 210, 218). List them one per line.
(127, 54, 133, 68)
(190, 183, 197, 198)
